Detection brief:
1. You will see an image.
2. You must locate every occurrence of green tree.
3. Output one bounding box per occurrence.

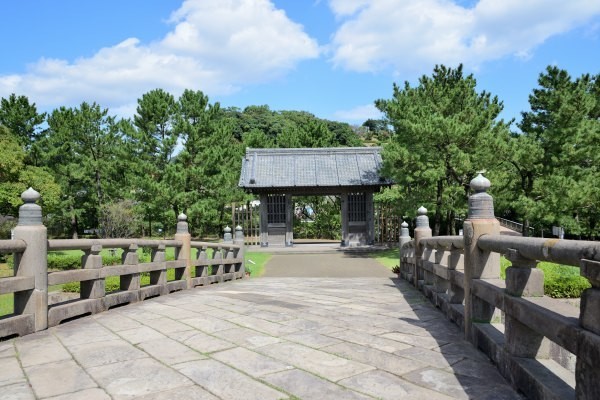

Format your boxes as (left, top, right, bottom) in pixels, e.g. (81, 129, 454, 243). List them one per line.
(42, 102, 124, 237)
(0, 94, 46, 148)
(377, 64, 510, 235)
(517, 66, 600, 237)
(130, 89, 178, 235)
(0, 125, 60, 217)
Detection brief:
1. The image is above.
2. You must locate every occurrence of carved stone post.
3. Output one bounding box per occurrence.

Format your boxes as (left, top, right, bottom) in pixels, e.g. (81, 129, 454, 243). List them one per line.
(13, 188, 48, 331)
(234, 225, 246, 278)
(174, 213, 192, 288)
(448, 248, 465, 304)
(120, 244, 140, 292)
(150, 243, 167, 294)
(81, 244, 104, 300)
(413, 206, 432, 288)
(504, 249, 549, 358)
(463, 174, 500, 342)
(399, 221, 411, 280)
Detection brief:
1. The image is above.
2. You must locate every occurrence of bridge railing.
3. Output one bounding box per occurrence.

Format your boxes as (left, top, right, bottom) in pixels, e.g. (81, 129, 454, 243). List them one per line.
(0, 188, 245, 339)
(0, 239, 34, 338)
(399, 174, 599, 400)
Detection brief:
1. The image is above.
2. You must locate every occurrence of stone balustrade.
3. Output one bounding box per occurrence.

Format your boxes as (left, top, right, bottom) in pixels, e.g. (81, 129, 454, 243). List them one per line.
(399, 174, 599, 400)
(0, 188, 245, 339)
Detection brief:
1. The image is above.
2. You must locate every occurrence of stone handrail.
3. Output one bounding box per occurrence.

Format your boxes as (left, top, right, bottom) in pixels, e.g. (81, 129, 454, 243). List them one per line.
(0, 188, 246, 340)
(478, 235, 600, 266)
(0, 239, 27, 253)
(398, 174, 599, 400)
(47, 238, 183, 251)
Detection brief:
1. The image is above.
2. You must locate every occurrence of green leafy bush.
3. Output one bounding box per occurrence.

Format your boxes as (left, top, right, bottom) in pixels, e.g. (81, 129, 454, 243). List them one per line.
(62, 277, 122, 293)
(47, 253, 81, 270)
(539, 261, 591, 298)
(501, 257, 590, 298)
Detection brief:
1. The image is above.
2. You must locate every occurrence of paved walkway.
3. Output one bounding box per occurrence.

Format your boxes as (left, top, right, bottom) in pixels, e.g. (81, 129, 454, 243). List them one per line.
(1, 278, 522, 399)
(262, 252, 395, 277)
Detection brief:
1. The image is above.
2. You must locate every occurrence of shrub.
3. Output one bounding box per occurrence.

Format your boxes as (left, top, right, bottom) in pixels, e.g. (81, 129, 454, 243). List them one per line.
(539, 261, 590, 298)
(501, 257, 590, 298)
(99, 200, 141, 238)
(47, 253, 81, 270)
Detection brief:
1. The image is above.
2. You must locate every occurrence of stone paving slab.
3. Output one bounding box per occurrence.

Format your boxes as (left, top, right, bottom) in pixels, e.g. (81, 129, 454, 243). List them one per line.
(0, 277, 523, 399)
(263, 253, 395, 277)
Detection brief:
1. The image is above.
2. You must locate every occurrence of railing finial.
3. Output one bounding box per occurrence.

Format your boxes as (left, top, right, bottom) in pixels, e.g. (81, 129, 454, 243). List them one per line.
(467, 173, 494, 219)
(235, 225, 244, 240)
(18, 187, 42, 226)
(416, 206, 429, 228)
(176, 213, 189, 234)
(224, 226, 233, 243)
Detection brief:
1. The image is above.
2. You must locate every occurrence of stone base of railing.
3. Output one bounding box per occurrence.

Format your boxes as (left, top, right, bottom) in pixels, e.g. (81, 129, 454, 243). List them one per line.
(43, 269, 245, 327)
(473, 323, 575, 400)
(411, 276, 577, 399)
(0, 314, 35, 339)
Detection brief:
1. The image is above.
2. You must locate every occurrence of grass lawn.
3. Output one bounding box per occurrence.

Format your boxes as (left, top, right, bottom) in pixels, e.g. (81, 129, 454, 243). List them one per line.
(0, 262, 12, 316)
(245, 251, 271, 277)
(370, 248, 400, 270)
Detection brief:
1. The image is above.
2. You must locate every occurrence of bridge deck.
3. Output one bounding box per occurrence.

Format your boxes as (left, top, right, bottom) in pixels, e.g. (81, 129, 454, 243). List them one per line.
(1, 278, 522, 399)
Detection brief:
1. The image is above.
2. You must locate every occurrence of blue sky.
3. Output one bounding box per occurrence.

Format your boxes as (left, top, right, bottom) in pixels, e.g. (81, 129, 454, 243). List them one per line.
(1, 0, 599, 127)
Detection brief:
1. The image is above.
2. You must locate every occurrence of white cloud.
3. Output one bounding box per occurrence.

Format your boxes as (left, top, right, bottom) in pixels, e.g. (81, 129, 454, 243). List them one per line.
(328, 0, 370, 17)
(332, 103, 382, 122)
(328, 0, 600, 74)
(0, 0, 319, 114)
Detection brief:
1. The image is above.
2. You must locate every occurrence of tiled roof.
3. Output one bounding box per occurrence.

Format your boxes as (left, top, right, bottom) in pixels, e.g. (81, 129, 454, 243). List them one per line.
(239, 147, 391, 190)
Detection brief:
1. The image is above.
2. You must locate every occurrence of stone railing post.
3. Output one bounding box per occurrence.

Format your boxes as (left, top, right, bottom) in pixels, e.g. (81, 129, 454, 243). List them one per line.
(399, 221, 411, 280)
(576, 260, 600, 399)
(413, 206, 432, 288)
(234, 225, 246, 278)
(120, 243, 140, 292)
(213, 245, 224, 283)
(81, 244, 104, 300)
(174, 213, 192, 288)
(150, 243, 167, 294)
(399, 220, 411, 249)
(463, 173, 500, 341)
(504, 250, 549, 359)
(12, 188, 48, 331)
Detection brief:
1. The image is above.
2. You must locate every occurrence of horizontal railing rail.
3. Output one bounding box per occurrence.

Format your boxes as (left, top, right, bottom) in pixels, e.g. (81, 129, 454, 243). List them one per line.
(0, 239, 27, 253)
(478, 235, 600, 266)
(47, 238, 183, 251)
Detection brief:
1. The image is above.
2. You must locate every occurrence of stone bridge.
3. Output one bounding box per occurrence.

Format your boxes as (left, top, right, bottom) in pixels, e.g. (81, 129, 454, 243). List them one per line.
(0, 176, 599, 399)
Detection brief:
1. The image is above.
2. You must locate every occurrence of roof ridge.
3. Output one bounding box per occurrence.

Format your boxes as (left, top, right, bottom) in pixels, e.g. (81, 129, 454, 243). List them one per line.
(246, 147, 381, 155)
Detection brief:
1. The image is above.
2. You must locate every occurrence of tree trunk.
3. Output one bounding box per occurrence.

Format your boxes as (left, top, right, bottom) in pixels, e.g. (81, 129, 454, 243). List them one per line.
(433, 179, 443, 236)
(95, 169, 103, 207)
(523, 218, 530, 237)
(70, 206, 78, 239)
